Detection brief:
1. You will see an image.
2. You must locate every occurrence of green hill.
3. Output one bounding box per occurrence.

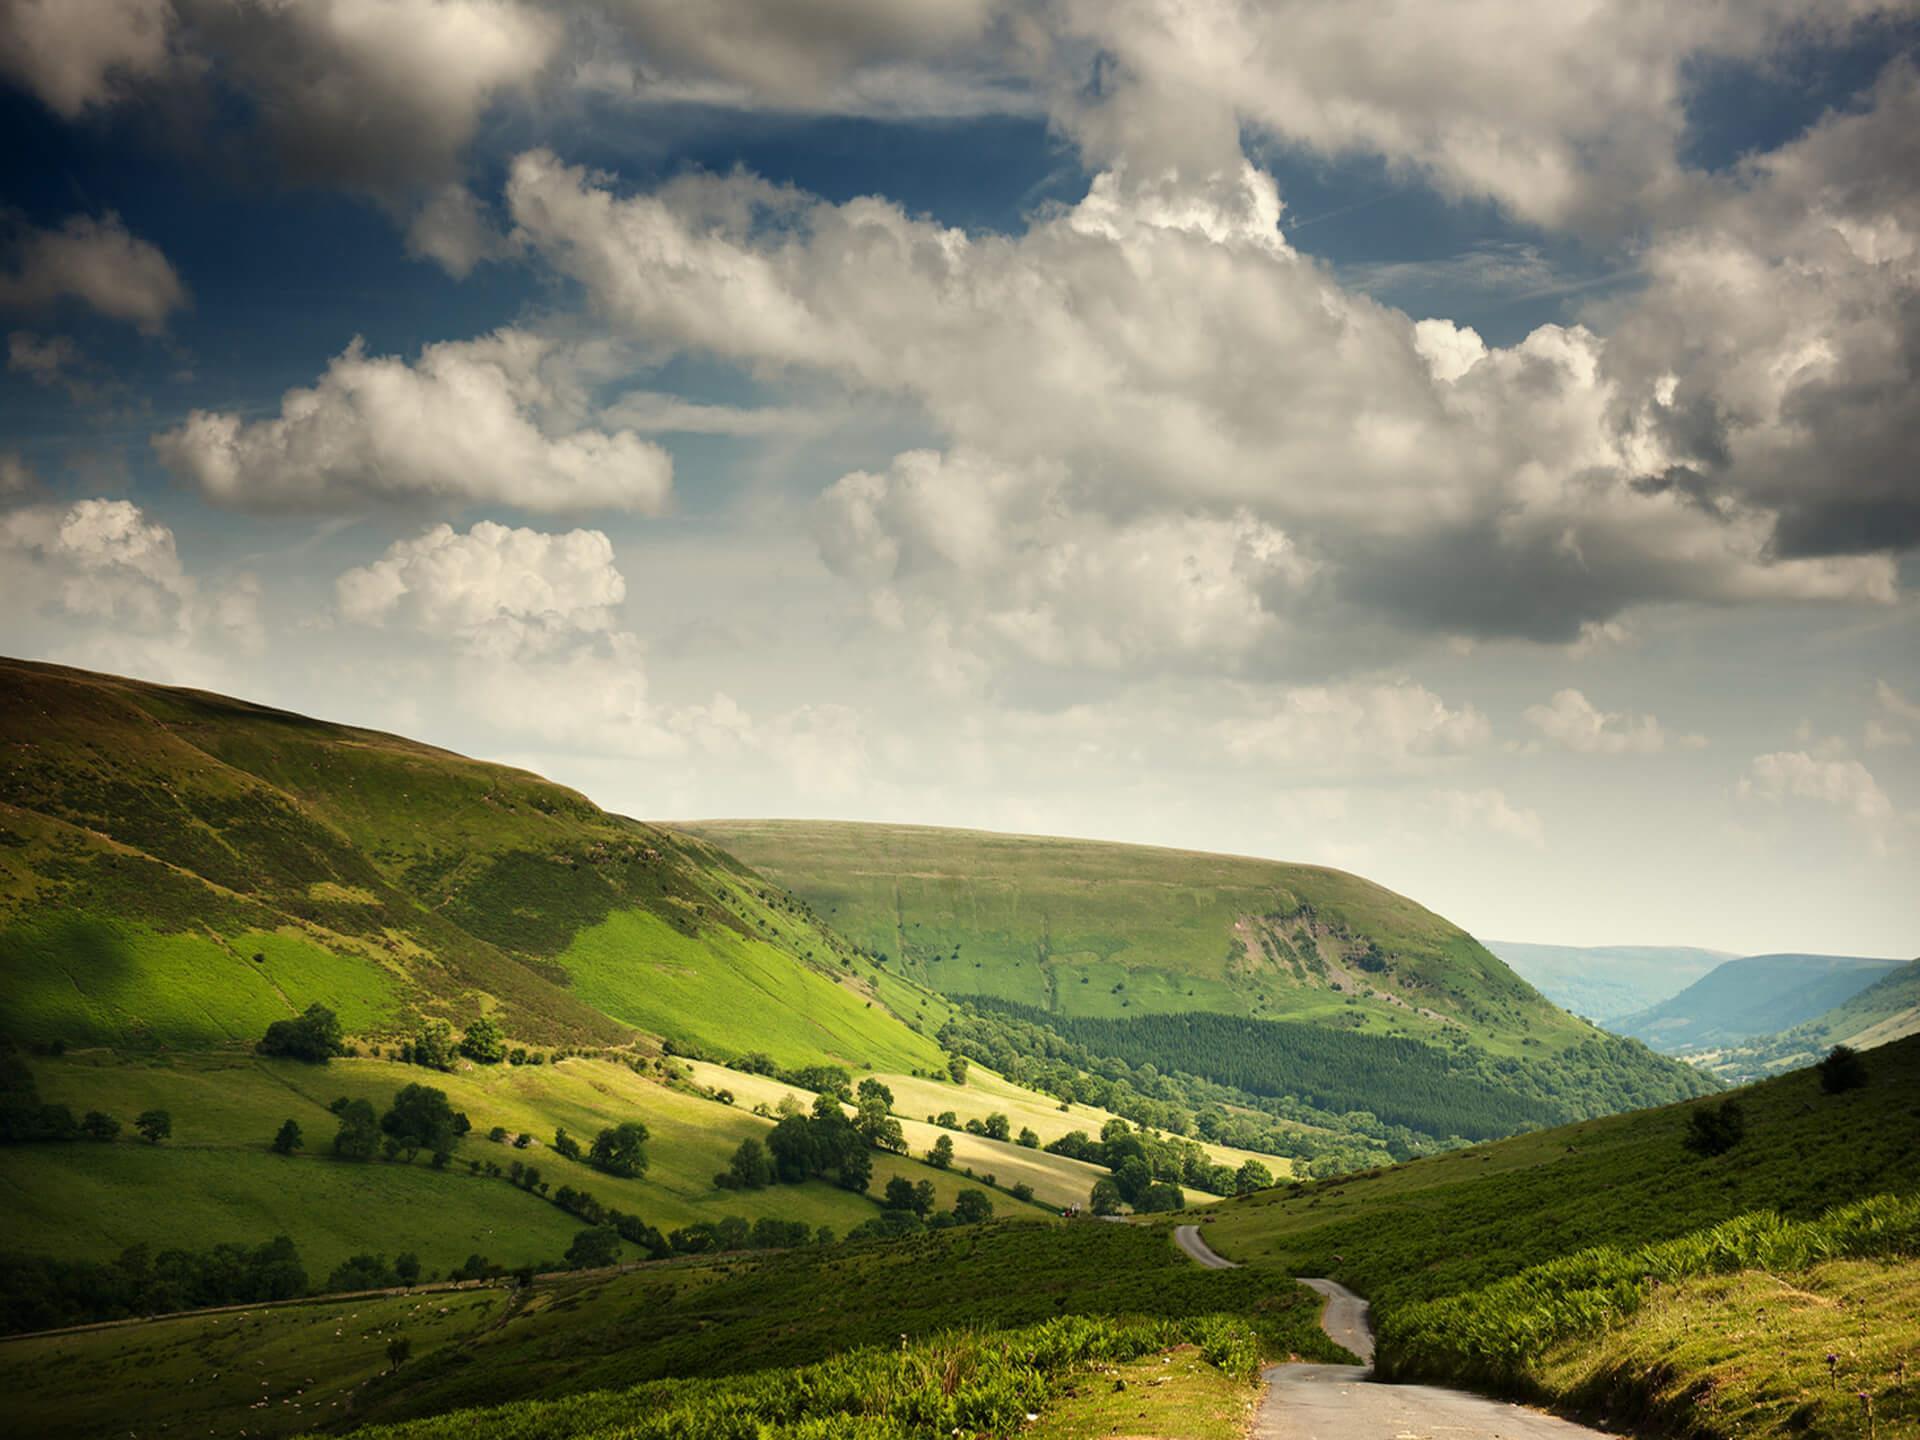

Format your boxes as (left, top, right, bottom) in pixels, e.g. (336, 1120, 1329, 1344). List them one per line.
(0, 658, 947, 1072)
(1705, 957, 1920, 1081)
(678, 820, 1713, 1141)
(1615, 952, 1906, 1055)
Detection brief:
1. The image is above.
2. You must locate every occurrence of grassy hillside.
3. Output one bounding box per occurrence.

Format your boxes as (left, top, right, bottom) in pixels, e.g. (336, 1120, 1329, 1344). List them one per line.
(1705, 958, 1920, 1082)
(680, 820, 1714, 1144)
(1486, 940, 1730, 1021)
(4, 1048, 1053, 1281)
(1615, 952, 1906, 1054)
(0, 658, 947, 1073)
(1191, 1034, 1920, 1436)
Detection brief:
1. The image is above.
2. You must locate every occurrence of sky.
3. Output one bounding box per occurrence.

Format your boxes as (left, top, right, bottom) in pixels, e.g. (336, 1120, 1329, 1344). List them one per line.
(1, 1, 1916, 959)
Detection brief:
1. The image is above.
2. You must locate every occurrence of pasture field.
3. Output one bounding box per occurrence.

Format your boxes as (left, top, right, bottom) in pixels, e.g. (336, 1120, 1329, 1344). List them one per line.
(8, 1050, 1051, 1277)
(556, 907, 944, 1073)
(875, 1062, 1297, 1176)
(683, 1058, 1200, 1208)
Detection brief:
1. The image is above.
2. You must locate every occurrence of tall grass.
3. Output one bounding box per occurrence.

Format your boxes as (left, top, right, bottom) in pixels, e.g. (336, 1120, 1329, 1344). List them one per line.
(350, 1313, 1263, 1440)
(1378, 1193, 1920, 1387)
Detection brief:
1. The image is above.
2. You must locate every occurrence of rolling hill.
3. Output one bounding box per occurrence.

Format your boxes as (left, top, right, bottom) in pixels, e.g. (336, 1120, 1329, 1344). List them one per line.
(1613, 951, 1907, 1055)
(677, 820, 1714, 1141)
(1698, 957, 1920, 1081)
(1484, 940, 1731, 1021)
(0, 657, 948, 1072)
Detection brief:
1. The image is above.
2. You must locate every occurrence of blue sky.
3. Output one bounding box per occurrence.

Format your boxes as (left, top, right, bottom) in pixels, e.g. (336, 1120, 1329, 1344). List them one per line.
(1, 1, 1916, 956)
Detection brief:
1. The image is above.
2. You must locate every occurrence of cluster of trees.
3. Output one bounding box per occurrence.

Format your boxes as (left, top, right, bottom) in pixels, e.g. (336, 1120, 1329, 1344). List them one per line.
(877, 1177, 995, 1226)
(257, 1004, 345, 1063)
(1, 1237, 307, 1335)
(325, 1083, 470, 1166)
(927, 1108, 1017, 1143)
(716, 1094, 878, 1193)
(0, 1054, 171, 1147)
(1041, 1116, 1262, 1199)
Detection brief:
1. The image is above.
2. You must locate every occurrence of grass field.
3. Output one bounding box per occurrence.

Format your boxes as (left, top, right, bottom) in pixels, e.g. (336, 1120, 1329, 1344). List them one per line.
(8, 1049, 1050, 1278)
(682, 1058, 1205, 1208)
(557, 907, 943, 1073)
(1025, 1343, 1257, 1440)
(678, 819, 1585, 1057)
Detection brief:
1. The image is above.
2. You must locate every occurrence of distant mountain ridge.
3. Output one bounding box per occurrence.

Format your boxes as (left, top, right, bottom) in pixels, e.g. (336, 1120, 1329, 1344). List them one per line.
(1697, 957, 1920, 1082)
(1614, 951, 1907, 1055)
(1485, 940, 1733, 1021)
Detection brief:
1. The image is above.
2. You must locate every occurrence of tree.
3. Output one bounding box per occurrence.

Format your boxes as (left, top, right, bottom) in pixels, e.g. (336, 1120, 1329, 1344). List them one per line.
(1016, 1127, 1040, 1149)
(912, 1179, 937, 1217)
(134, 1110, 171, 1144)
(855, 1092, 905, 1153)
(460, 1017, 508, 1064)
(272, 1118, 303, 1155)
(982, 1112, 1010, 1141)
(411, 1021, 456, 1072)
(381, 1084, 459, 1161)
(332, 1099, 379, 1161)
(720, 1137, 774, 1190)
(766, 1114, 816, 1183)
(925, 1134, 955, 1170)
(1135, 1180, 1185, 1213)
(386, 1337, 412, 1371)
(881, 1176, 918, 1211)
(1683, 1099, 1747, 1158)
(856, 1077, 894, 1108)
(947, 1054, 970, 1085)
(258, 1004, 344, 1064)
(588, 1121, 650, 1178)
(553, 1128, 583, 1161)
(81, 1111, 120, 1141)
(1233, 1159, 1274, 1196)
(394, 1252, 421, 1287)
(1089, 1177, 1123, 1215)
(1817, 1044, 1868, 1094)
(952, 1189, 994, 1224)
(566, 1226, 621, 1269)
(1112, 1155, 1153, 1204)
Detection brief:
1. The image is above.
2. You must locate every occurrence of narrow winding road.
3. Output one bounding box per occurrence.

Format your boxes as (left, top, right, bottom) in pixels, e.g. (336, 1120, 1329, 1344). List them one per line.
(1170, 1225, 1621, 1440)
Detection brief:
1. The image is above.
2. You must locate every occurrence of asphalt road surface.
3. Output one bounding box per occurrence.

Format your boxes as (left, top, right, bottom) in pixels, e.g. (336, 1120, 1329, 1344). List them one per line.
(1170, 1225, 1621, 1439)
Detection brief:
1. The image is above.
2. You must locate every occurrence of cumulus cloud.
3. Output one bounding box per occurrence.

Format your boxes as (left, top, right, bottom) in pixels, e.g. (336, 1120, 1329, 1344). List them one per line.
(1522, 688, 1699, 755)
(1438, 787, 1546, 848)
(1219, 679, 1488, 772)
(336, 521, 626, 657)
(816, 448, 1308, 679)
(506, 145, 1898, 673)
(153, 329, 673, 513)
(0, 498, 261, 659)
(0, 0, 182, 118)
(0, 212, 188, 333)
(1739, 750, 1896, 836)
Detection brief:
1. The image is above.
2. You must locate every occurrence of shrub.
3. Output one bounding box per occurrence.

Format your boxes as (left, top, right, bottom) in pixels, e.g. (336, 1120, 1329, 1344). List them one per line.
(1682, 1100, 1747, 1158)
(459, 1017, 508, 1064)
(1817, 1044, 1868, 1094)
(589, 1121, 650, 1179)
(271, 1118, 302, 1154)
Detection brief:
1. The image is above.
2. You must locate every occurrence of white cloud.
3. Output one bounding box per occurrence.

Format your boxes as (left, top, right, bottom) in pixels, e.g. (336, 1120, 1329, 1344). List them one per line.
(1523, 687, 1697, 755)
(1439, 787, 1546, 848)
(336, 521, 626, 658)
(0, 0, 181, 118)
(600, 391, 833, 437)
(0, 212, 188, 333)
(0, 452, 36, 496)
(404, 182, 517, 277)
(1740, 750, 1894, 822)
(1220, 679, 1489, 771)
(816, 448, 1309, 678)
(507, 146, 1898, 675)
(179, 0, 559, 192)
(153, 330, 673, 513)
(0, 498, 261, 668)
